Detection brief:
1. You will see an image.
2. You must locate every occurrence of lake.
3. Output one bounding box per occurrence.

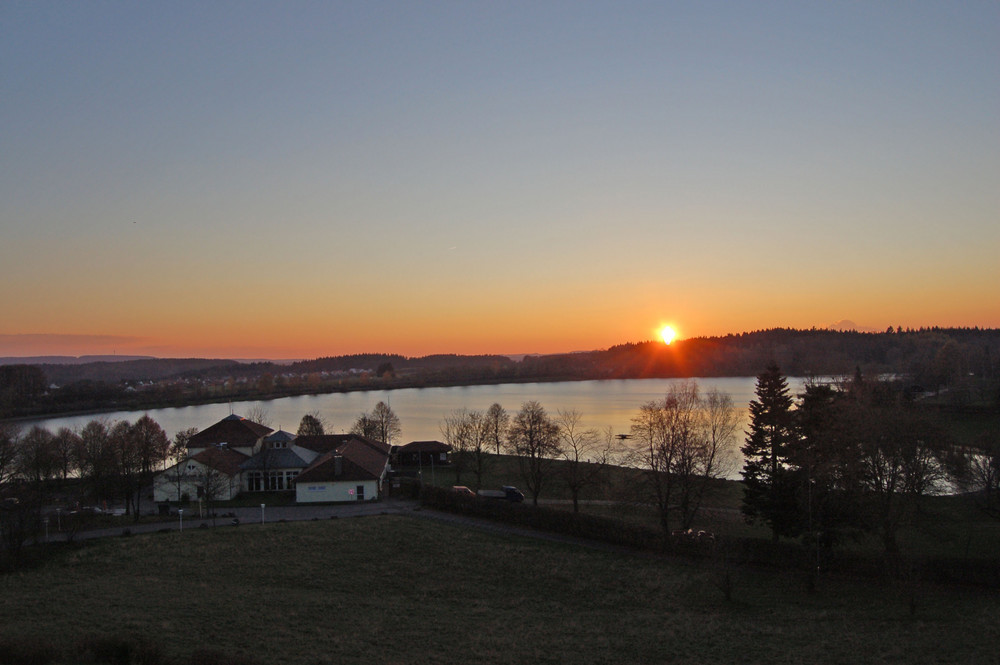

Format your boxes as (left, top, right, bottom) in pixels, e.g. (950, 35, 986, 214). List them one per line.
(24, 376, 810, 445)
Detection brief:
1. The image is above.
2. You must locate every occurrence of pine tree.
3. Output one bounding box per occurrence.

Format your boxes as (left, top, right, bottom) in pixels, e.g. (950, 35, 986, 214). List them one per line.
(741, 363, 800, 541)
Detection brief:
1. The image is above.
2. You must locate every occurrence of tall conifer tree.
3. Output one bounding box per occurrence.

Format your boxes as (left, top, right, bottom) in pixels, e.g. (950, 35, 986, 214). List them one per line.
(741, 363, 799, 541)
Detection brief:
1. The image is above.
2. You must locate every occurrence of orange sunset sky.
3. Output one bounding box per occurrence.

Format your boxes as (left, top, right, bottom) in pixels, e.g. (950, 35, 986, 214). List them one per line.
(2, 3, 998, 360)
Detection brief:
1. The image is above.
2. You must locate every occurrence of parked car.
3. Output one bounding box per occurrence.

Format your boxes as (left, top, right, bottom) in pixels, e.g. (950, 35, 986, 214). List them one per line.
(477, 486, 524, 503)
(450, 485, 476, 497)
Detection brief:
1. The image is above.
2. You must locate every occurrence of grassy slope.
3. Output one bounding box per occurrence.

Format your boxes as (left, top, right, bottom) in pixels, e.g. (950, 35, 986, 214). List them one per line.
(422, 454, 1000, 557)
(2, 516, 998, 665)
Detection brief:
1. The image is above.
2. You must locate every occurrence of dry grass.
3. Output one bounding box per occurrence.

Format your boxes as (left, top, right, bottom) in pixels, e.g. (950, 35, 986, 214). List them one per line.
(1, 515, 998, 664)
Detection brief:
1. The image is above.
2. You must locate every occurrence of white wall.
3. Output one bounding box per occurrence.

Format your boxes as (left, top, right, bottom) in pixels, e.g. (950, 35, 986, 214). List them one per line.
(152, 460, 241, 502)
(295, 479, 379, 503)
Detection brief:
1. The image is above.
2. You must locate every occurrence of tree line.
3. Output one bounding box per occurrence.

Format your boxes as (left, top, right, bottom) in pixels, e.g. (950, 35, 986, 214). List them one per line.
(3, 327, 997, 420)
(437, 384, 743, 534)
(740, 364, 1000, 562)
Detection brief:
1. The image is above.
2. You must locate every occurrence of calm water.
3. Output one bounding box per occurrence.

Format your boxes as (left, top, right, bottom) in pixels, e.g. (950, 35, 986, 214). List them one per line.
(24, 377, 809, 445)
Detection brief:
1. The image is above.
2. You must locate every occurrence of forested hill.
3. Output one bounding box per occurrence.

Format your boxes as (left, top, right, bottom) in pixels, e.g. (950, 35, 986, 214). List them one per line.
(1, 328, 997, 419)
(520, 328, 999, 388)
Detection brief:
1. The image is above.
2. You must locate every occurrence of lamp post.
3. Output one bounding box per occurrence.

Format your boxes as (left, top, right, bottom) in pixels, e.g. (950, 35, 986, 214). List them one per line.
(178, 509, 184, 533)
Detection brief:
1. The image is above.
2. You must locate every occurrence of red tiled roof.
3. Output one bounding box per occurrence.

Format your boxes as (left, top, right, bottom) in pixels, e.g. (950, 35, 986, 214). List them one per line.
(189, 447, 249, 477)
(295, 437, 389, 484)
(188, 415, 272, 449)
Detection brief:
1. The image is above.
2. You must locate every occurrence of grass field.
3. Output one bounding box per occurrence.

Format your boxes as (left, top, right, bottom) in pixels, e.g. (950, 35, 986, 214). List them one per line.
(420, 453, 1000, 559)
(2, 514, 998, 665)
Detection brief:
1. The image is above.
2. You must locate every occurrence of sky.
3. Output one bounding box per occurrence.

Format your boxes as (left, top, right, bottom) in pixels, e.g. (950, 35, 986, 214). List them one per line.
(2, 1, 998, 359)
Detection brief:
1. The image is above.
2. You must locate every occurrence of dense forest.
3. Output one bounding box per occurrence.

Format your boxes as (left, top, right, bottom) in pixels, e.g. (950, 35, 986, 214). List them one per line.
(1, 327, 997, 419)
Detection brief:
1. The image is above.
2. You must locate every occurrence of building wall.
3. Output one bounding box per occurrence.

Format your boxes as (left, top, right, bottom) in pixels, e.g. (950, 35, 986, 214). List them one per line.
(295, 479, 379, 503)
(152, 461, 241, 502)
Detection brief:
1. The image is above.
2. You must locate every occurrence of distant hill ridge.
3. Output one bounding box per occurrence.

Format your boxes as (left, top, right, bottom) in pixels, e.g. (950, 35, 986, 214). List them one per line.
(0, 355, 155, 366)
(4, 327, 1000, 389)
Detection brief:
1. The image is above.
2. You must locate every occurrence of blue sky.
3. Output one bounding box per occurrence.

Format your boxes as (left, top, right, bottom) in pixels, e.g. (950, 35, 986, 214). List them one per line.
(2, 1, 998, 357)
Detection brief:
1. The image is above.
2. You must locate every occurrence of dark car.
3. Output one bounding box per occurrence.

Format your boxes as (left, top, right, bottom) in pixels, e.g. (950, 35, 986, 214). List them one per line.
(501, 486, 525, 502)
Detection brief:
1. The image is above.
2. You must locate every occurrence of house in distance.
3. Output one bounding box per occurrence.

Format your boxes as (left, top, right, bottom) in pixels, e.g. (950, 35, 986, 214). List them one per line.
(153, 415, 391, 504)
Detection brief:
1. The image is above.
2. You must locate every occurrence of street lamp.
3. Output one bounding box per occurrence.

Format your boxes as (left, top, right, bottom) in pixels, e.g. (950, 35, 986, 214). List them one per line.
(178, 509, 184, 533)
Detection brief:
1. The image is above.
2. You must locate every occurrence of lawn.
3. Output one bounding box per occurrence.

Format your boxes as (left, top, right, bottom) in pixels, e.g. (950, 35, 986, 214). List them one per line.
(417, 453, 1000, 558)
(1, 514, 998, 665)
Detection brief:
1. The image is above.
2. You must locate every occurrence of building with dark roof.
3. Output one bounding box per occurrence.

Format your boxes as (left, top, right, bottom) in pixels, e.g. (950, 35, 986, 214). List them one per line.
(294, 436, 390, 503)
(393, 440, 451, 467)
(186, 414, 272, 457)
(240, 443, 320, 492)
(153, 420, 391, 504)
(152, 445, 248, 503)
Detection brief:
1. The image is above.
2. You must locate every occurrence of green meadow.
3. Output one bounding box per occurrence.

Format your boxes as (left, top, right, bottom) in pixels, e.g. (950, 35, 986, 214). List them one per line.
(2, 514, 998, 665)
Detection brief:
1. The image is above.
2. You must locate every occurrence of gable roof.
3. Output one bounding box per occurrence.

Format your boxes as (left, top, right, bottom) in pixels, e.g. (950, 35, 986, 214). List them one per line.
(189, 446, 249, 477)
(294, 434, 358, 455)
(264, 429, 296, 445)
(188, 414, 272, 449)
(294, 436, 389, 484)
(240, 444, 319, 471)
(398, 440, 451, 453)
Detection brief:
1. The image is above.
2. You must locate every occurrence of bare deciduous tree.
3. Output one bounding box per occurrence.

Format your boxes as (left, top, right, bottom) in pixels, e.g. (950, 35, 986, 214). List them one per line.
(129, 415, 170, 520)
(507, 401, 561, 506)
(442, 409, 474, 487)
(848, 401, 951, 556)
(244, 403, 273, 429)
(352, 401, 401, 445)
(484, 403, 509, 455)
(630, 381, 739, 534)
(74, 419, 115, 507)
(52, 427, 81, 481)
(441, 409, 492, 490)
(197, 456, 228, 527)
(0, 423, 22, 489)
(958, 432, 1000, 517)
(556, 410, 612, 513)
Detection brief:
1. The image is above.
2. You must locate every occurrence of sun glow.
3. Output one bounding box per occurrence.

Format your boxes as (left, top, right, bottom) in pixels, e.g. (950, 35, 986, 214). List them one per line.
(659, 325, 677, 345)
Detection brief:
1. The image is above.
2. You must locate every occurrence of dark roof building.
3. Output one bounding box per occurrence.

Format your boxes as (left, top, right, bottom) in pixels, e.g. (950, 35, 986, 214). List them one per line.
(295, 436, 390, 484)
(239, 445, 319, 472)
(187, 414, 272, 452)
(189, 446, 249, 477)
(394, 440, 451, 466)
(263, 429, 296, 449)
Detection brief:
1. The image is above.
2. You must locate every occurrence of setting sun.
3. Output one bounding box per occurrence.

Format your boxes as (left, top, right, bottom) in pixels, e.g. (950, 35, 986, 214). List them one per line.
(659, 325, 677, 345)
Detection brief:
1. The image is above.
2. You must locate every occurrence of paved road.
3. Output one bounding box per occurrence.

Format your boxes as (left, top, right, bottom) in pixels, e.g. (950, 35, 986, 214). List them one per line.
(39, 498, 645, 556)
(41, 497, 419, 542)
